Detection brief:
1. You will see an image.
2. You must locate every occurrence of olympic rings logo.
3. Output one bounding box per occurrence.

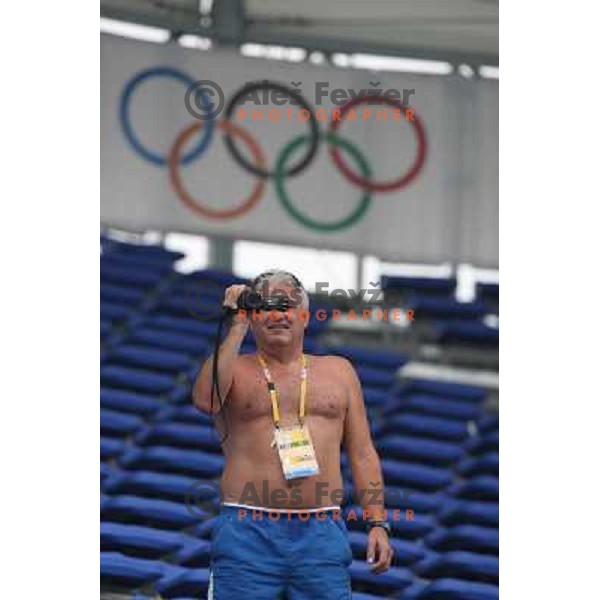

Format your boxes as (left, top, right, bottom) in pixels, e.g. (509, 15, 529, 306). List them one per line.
(119, 66, 428, 232)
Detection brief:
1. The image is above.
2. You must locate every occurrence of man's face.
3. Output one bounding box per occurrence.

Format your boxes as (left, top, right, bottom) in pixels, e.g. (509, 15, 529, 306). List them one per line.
(250, 283, 308, 347)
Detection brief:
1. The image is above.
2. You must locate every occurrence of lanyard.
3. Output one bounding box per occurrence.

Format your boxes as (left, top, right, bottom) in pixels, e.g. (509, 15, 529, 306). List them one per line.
(257, 354, 308, 428)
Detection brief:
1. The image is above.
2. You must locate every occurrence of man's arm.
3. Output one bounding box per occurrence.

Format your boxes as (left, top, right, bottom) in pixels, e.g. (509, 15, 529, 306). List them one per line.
(192, 285, 248, 414)
(340, 357, 393, 573)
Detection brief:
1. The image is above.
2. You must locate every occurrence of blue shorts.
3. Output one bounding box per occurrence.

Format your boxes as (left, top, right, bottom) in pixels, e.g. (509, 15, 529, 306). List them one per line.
(208, 505, 353, 599)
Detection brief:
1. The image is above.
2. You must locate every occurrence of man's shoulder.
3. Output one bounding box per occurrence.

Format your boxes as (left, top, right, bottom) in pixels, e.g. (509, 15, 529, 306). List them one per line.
(311, 353, 354, 372)
(234, 353, 258, 368)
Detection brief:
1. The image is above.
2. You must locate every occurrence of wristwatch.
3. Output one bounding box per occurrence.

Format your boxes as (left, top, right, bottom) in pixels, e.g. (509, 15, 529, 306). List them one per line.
(366, 520, 391, 535)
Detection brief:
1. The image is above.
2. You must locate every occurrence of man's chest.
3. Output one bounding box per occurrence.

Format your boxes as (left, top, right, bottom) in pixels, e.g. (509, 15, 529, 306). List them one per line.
(231, 370, 348, 423)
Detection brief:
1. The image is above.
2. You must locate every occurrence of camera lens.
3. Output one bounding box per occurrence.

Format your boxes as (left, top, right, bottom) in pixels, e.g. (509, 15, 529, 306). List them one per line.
(238, 289, 264, 311)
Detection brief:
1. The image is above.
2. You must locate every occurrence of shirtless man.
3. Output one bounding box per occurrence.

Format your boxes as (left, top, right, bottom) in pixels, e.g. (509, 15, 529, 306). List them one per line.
(193, 270, 393, 600)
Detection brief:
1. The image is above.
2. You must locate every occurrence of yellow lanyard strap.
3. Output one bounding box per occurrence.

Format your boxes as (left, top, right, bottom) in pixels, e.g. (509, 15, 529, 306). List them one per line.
(258, 354, 308, 427)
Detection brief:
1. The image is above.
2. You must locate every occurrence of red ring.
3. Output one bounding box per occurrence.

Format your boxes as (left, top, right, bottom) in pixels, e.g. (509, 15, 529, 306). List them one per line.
(328, 96, 427, 193)
(168, 120, 267, 219)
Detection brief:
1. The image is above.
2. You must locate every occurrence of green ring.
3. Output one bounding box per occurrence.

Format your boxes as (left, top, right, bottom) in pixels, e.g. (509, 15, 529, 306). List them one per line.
(274, 132, 373, 232)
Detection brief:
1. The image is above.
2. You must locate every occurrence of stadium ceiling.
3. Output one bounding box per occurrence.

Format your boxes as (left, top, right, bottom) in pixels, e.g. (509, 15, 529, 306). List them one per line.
(100, 0, 499, 67)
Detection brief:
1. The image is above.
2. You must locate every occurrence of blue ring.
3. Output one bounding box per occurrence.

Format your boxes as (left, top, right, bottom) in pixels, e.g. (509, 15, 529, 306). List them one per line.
(119, 66, 215, 166)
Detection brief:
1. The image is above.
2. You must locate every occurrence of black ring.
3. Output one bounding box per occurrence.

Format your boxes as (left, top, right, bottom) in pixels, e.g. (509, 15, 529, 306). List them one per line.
(223, 81, 320, 179)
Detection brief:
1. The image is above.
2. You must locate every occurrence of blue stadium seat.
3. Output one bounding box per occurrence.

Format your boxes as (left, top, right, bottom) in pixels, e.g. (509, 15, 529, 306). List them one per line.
(103, 469, 219, 507)
(168, 386, 194, 405)
(170, 277, 226, 298)
(438, 499, 499, 528)
(447, 476, 499, 502)
(476, 282, 499, 305)
(101, 262, 165, 287)
(102, 254, 174, 275)
(362, 387, 391, 408)
(101, 283, 146, 305)
(119, 446, 224, 478)
(425, 525, 499, 555)
(414, 577, 499, 599)
(380, 414, 468, 442)
(175, 539, 212, 568)
(101, 495, 206, 529)
(101, 388, 164, 417)
(101, 365, 175, 394)
(101, 302, 131, 322)
(406, 295, 488, 319)
(355, 365, 397, 389)
(134, 423, 221, 453)
(400, 379, 486, 403)
(101, 522, 186, 558)
(154, 566, 211, 598)
(144, 315, 219, 338)
(107, 239, 183, 263)
(458, 452, 499, 478)
(100, 551, 165, 587)
(325, 345, 407, 370)
(383, 489, 444, 514)
(130, 328, 209, 356)
(187, 268, 248, 287)
(434, 320, 499, 346)
(382, 459, 453, 491)
(157, 292, 222, 317)
(101, 410, 145, 437)
(101, 320, 112, 340)
(302, 337, 324, 354)
(414, 550, 499, 584)
(167, 286, 226, 305)
(109, 345, 192, 373)
(463, 431, 499, 455)
(153, 405, 213, 427)
(349, 560, 413, 595)
(386, 393, 482, 421)
(477, 413, 499, 433)
(101, 462, 115, 484)
(193, 515, 221, 540)
(376, 436, 464, 467)
(402, 582, 429, 599)
(101, 436, 126, 460)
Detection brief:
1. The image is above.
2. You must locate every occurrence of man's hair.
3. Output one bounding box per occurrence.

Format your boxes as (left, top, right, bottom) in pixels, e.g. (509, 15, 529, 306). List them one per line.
(252, 269, 309, 309)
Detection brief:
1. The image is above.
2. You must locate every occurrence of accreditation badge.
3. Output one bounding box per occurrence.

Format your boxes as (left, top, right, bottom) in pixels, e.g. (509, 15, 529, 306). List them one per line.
(274, 423, 320, 480)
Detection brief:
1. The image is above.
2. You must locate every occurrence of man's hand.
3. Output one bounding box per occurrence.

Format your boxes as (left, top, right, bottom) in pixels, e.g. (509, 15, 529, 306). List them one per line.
(367, 527, 393, 574)
(192, 284, 249, 413)
(223, 284, 249, 326)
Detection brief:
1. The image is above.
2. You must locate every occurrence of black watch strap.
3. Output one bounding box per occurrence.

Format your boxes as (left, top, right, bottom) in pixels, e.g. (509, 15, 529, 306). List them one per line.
(367, 520, 391, 534)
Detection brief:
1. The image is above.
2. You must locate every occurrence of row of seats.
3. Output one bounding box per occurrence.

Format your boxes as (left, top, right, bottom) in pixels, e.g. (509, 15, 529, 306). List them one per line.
(370, 381, 499, 596)
(101, 551, 499, 599)
(100, 237, 498, 598)
(380, 276, 499, 347)
(381, 275, 498, 310)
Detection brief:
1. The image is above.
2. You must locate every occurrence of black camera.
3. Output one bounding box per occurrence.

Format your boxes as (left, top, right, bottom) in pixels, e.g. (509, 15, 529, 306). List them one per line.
(234, 288, 293, 312)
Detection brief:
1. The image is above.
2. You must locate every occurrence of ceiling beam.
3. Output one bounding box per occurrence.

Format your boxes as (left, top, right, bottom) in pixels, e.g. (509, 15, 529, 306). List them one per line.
(245, 23, 498, 67)
(100, 2, 498, 67)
